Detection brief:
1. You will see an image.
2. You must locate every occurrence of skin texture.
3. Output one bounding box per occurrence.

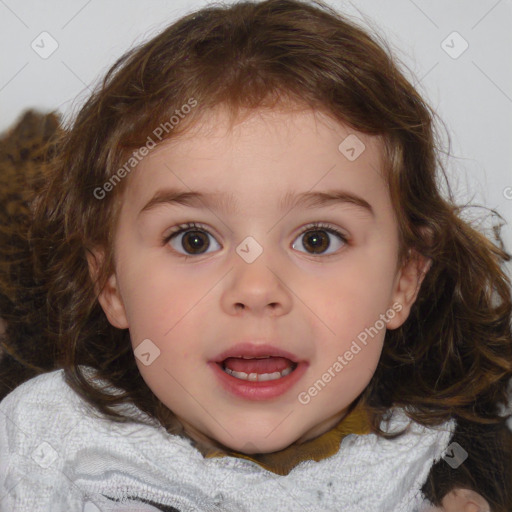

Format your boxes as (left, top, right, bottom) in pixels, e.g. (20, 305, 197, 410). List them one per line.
(428, 488, 491, 512)
(93, 106, 431, 454)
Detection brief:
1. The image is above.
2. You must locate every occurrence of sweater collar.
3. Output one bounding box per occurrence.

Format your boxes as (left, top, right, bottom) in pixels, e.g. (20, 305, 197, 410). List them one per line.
(190, 400, 371, 476)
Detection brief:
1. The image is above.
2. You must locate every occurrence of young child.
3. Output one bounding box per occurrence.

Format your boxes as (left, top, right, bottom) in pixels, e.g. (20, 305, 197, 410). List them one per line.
(1, 0, 511, 510)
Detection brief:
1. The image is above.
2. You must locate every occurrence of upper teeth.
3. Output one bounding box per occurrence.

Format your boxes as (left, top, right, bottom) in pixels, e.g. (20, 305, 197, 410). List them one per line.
(223, 365, 294, 381)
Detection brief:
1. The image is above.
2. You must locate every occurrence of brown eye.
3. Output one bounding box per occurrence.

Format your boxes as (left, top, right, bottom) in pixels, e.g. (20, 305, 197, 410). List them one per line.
(181, 230, 210, 254)
(165, 224, 221, 256)
(302, 230, 330, 253)
(292, 224, 347, 256)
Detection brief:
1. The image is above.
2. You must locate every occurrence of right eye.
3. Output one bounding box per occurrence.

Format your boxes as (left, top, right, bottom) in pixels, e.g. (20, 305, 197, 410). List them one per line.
(163, 222, 221, 257)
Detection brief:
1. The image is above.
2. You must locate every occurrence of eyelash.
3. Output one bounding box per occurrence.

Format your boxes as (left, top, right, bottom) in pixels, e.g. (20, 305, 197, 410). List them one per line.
(162, 221, 349, 258)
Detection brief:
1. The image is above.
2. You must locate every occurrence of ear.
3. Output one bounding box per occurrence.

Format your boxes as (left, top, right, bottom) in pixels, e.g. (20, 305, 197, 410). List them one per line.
(459, 489, 491, 512)
(386, 248, 432, 330)
(86, 248, 129, 329)
(439, 488, 491, 512)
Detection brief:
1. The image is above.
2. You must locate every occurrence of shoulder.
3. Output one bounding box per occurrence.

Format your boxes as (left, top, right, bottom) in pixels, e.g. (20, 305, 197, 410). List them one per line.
(0, 366, 158, 440)
(0, 369, 83, 446)
(0, 369, 82, 502)
(1, 368, 71, 408)
(0, 368, 75, 413)
(316, 408, 456, 510)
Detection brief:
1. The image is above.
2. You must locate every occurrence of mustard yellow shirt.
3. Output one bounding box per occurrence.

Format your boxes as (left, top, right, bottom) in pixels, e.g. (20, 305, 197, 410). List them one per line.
(193, 400, 371, 476)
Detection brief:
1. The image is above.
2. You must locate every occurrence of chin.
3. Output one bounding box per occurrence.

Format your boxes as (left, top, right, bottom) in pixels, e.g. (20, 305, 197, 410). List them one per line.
(220, 426, 300, 454)
(226, 436, 293, 454)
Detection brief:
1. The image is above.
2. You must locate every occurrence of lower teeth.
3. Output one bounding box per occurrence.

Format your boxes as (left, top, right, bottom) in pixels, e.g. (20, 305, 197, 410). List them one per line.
(223, 364, 295, 382)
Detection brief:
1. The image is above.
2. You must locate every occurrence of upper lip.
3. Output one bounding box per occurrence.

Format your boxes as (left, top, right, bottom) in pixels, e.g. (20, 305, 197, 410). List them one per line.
(212, 342, 301, 364)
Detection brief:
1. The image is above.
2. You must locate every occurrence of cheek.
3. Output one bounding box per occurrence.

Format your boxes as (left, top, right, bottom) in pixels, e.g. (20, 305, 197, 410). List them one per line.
(115, 261, 173, 341)
(335, 330, 386, 396)
(315, 268, 394, 334)
(308, 265, 393, 374)
(118, 260, 216, 356)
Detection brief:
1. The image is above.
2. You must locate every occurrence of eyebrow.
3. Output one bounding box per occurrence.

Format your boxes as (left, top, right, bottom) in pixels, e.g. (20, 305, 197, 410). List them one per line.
(138, 187, 375, 218)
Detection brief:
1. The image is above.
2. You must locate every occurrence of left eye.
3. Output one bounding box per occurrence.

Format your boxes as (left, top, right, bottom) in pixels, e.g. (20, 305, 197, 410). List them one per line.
(164, 222, 348, 257)
(292, 223, 347, 256)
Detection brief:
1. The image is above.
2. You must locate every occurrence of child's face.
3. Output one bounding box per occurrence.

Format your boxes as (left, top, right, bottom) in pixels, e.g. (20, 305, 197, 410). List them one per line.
(96, 105, 428, 453)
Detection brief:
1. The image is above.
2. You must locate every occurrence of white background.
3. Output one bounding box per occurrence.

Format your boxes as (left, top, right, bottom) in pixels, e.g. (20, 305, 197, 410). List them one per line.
(1, 0, 511, 271)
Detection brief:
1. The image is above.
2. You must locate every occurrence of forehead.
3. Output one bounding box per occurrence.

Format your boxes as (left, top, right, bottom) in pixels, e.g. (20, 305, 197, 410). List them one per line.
(120, 106, 389, 217)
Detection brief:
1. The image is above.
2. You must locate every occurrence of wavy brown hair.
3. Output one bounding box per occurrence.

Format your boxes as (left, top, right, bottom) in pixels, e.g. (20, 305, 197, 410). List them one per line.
(1, 0, 511, 509)
(0, 110, 62, 398)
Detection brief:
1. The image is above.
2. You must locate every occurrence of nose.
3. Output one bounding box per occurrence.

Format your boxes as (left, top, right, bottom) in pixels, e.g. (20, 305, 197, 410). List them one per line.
(220, 248, 293, 317)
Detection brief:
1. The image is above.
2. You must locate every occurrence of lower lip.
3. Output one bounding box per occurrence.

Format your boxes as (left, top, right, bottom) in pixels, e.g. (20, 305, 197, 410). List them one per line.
(208, 360, 308, 401)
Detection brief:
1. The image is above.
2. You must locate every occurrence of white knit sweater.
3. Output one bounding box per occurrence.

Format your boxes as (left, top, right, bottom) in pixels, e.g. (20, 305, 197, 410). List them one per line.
(0, 368, 456, 512)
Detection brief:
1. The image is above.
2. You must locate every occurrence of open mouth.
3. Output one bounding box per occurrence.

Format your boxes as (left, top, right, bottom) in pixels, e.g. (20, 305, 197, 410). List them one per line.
(218, 356, 298, 382)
